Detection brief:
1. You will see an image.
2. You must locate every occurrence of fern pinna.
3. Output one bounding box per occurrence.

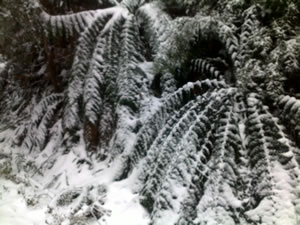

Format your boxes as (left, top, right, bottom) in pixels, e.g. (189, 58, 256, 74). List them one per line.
(3, 0, 300, 225)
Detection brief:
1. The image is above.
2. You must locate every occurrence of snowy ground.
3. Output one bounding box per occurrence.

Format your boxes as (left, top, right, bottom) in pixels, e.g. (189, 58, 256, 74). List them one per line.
(0, 178, 47, 225)
(0, 129, 150, 225)
(0, 178, 149, 225)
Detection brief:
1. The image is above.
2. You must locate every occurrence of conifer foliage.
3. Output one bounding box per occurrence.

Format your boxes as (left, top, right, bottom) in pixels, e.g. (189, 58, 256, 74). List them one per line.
(1, 0, 300, 224)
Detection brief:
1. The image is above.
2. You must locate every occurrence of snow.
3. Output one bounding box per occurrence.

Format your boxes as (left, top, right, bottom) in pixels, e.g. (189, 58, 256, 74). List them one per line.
(0, 129, 150, 225)
(0, 178, 47, 225)
(101, 180, 150, 225)
(245, 161, 299, 225)
(0, 62, 6, 72)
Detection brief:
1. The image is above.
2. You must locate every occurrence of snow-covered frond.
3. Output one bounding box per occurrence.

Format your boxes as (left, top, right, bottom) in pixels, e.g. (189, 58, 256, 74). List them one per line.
(238, 5, 261, 65)
(52, 3, 151, 154)
(81, 36, 108, 151)
(131, 79, 227, 160)
(265, 58, 285, 98)
(95, 14, 146, 155)
(189, 58, 224, 80)
(119, 14, 145, 64)
(138, 2, 172, 55)
(83, 36, 106, 126)
(121, 0, 145, 13)
(277, 95, 300, 161)
(17, 93, 63, 152)
(245, 93, 300, 224)
(62, 11, 123, 134)
(145, 90, 237, 224)
(113, 79, 227, 180)
(41, 7, 122, 38)
(194, 100, 243, 225)
(281, 39, 300, 76)
(111, 64, 147, 156)
(48, 185, 109, 224)
(94, 16, 126, 150)
(176, 128, 215, 225)
(25, 93, 63, 130)
(278, 95, 300, 120)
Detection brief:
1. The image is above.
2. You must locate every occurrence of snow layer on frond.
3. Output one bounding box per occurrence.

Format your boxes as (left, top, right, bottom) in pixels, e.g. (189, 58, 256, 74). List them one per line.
(62, 9, 125, 133)
(41, 7, 125, 38)
(16, 93, 63, 152)
(277, 95, 300, 162)
(189, 58, 224, 80)
(245, 93, 300, 225)
(238, 5, 261, 65)
(138, 2, 172, 54)
(147, 89, 239, 225)
(194, 96, 243, 225)
(83, 36, 106, 125)
(126, 79, 228, 164)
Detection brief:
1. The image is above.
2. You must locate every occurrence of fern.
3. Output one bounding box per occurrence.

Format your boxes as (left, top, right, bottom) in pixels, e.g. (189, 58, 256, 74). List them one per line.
(3, 1, 300, 225)
(146, 89, 238, 224)
(238, 5, 261, 65)
(189, 58, 224, 80)
(244, 93, 300, 224)
(62, 11, 117, 134)
(123, 80, 227, 164)
(16, 93, 63, 152)
(138, 2, 172, 56)
(277, 95, 300, 161)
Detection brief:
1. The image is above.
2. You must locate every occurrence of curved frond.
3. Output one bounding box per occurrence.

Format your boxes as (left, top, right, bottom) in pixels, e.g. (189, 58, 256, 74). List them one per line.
(138, 2, 172, 54)
(17, 93, 63, 152)
(245, 93, 300, 224)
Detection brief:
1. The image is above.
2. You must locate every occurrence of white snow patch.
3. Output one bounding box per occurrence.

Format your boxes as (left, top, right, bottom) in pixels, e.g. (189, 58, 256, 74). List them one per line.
(0, 178, 47, 225)
(100, 179, 150, 225)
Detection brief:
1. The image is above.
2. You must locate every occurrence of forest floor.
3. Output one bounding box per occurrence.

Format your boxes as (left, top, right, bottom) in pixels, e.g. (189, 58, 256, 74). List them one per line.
(0, 129, 150, 225)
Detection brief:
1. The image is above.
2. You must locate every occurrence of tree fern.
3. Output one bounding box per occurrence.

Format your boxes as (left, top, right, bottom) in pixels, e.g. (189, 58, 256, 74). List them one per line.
(122, 79, 227, 168)
(2, 1, 300, 225)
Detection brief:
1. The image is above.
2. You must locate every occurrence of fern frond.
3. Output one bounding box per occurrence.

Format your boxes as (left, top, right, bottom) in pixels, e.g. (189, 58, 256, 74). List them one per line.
(189, 58, 224, 80)
(277, 95, 300, 160)
(278, 95, 300, 119)
(41, 7, 121, 38)
(113, 79, 227, 180)
(194, 99, 242, 225)
(238, 5, 260, 64)
(119, 14, 145, 64)
(148, 90, 236, 224)
(83, 36, 106, 125)
(20, 93, 63, 151)
(245, 93, 300, 224)
(131, 79, 227, 161)
(281, 39, 300, 76)
(138, 2, 172, 54)
(62, 12, 117, 133)
(176, 129, 215, 225)
(103, 14, 147, 156)
(97, 16, 126, 149)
